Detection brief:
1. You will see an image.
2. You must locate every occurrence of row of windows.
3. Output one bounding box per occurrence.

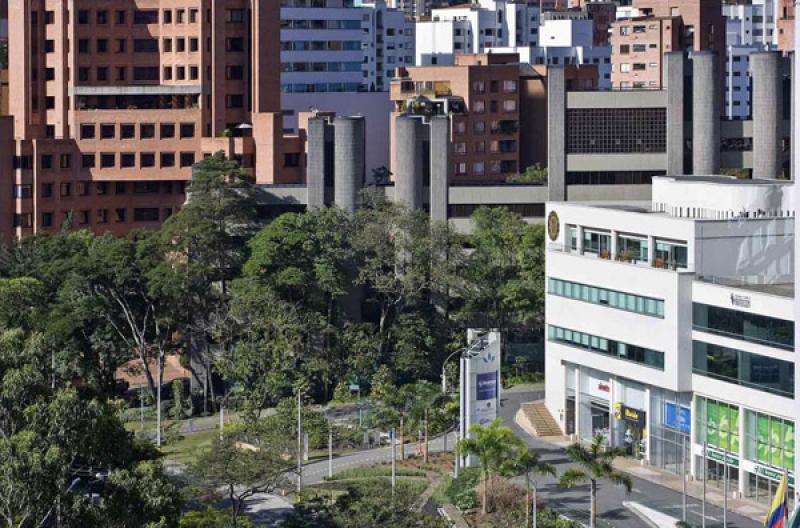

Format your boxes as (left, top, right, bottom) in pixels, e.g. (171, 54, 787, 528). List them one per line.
(471, 99, 517, 114)
(30, 181, 183, 199)
(548, 277, 665, 317)
(282, 82, 365, 93)
(79, 152, 197, 170)
(281, 41, 362, 52)
(14, 208, 171, 229)
(282, 62, 363, 73)
(548, 325, 665, 369)
(454, 160, 517, 176)
(281, 19, 364, 30)
(453, 119, 518, 135)
(692, 340, 794, 398)
(693, 303, 793, 350)
(80, 122, 196, 141)
(76, 8, 200, 25)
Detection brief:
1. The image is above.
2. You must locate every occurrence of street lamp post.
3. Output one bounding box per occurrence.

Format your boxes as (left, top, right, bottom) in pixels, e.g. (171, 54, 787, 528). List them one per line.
(297, 390, 302, 493)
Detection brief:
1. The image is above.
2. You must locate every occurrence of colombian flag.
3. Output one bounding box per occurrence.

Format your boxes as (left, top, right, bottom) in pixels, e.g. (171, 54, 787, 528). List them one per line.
(764, 474, 788, 528)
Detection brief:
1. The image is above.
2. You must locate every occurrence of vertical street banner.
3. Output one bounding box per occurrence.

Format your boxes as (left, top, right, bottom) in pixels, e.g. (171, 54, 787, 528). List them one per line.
(460, 330, 502, 467)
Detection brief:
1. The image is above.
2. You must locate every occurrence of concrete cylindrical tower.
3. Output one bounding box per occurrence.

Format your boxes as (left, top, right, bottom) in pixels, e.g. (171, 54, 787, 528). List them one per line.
(751, 52, 783, 180)
(333, 116, 366, 212)
(692, 51, 721, 175)
(306, 117, 329, 209)
(394, 115, 424, 210)
(429, 116, 450, 222)
(665, 52, 686, 176)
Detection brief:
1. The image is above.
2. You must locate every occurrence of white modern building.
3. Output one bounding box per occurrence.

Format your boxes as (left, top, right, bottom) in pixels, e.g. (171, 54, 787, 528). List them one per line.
(414, 0, 541, 66)
(544, 175, 797, 509)
(724, 0, 780, 119)
(496, 10, 612, 88)
(281, 0, 414, 94)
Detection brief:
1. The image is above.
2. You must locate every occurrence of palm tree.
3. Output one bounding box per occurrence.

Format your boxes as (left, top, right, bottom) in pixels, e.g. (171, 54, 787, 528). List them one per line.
(457, 418, 527, 514)
(559, 434, 633, 528)
(504, 449, 557, 527)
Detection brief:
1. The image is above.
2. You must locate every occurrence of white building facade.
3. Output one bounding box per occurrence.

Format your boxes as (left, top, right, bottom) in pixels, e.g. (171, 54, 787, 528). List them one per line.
(544, 176, 797, 509)
(415, 0, 541, 65)
(281, 0, 414, 94)
(724, 0, 779, 119)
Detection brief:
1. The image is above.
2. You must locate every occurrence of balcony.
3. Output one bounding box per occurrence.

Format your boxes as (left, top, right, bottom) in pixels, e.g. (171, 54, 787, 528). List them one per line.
(491, 120, 518, 135)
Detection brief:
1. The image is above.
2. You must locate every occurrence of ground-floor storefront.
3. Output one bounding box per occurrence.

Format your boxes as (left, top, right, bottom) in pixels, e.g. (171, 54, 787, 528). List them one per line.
(560, 363, 795, 510)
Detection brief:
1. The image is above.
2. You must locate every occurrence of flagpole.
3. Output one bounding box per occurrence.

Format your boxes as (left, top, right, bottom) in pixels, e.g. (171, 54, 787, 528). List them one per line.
(702, 441, 707, 528)
(723, 448, 728, 528)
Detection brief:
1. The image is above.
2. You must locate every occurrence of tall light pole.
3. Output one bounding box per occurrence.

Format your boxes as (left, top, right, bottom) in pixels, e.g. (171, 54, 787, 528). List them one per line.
(297, 390, 302, 493)
(156, 351, 163, 447)
(391, 427, 397, 496)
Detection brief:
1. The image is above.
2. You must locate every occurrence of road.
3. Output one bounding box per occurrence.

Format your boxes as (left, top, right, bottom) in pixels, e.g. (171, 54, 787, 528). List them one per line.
(301, 387, 759, 528)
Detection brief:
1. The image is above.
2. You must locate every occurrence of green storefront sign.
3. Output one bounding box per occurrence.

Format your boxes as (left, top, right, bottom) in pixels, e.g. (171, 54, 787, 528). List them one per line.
(753, 465, 795, 487)
(705, 447, 740, 467)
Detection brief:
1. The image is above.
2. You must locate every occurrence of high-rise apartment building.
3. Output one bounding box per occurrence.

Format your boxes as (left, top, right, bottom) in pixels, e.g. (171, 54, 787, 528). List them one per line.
(610, 0, 725, 90)
(2, 0, 293, 242)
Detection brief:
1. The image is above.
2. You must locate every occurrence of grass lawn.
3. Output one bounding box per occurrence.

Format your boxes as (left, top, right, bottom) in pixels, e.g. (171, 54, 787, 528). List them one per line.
(160, 428, 218, 466)
(323, 466, 426, 481)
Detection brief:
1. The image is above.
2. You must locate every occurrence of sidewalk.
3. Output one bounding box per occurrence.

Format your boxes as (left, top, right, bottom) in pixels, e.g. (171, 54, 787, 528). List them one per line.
(515, 407, 768, 524)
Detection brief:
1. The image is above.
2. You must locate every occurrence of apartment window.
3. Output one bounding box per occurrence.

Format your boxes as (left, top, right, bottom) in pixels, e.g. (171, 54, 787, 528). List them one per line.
(161, 123, 176, 138)
(45, 11, 55, 24)
(96, 39, 109, 54)
(120, 124, 135, 139)
(226, 9, 245, 23)
(12, 213, 33, 229)
(226, 94, 244, 108)
(82, 153, 96, 168)
(116, 10, 127, 25)
(472, 100, 485, 113)
(78, 182, 90, 196)
(176, 38, 186, 53)
(134, 208, 160, 222)
(693, 303, 793, 350)
(176, 66, 186, 80)
(115, 208, 126, 223)
(503, 100, 516, 112)
(163, 9, 172, 24)
(163, 66, 173, 80)
(180, 152, 196, 167)
(473, 81, 486, 94)
(226, 38, 245, 52)
(78, 68, 90, 82)
(60, 182, 71, 197)
(180, 123, 195, 138)
(140, 153, 155, 168)
(42, 183, 53, 198)
(78, 10, 90, 24)
(454, 142, 467, 154)
(190, 38, 199, 52)
(13, 184, 32, 198)
(455, 162, 467, 175)
(189, 66, 199, 80)
(133, 67, 159, 81)
(120, 153, 135, 168)
(176, 9, 185, 23)
(41, 213, 53, 227)
(163, 38, 173, 52)
(453, 121, 466, 135)
(140, 124, 155, 139)
(45, 97, 55, 110)
(100, 153, 115, 168)
(96, 10, 108, 24)
(549, 325, 665, 370)
(45, 68, 55, 81)
(619, 44, 630, 54)
(502, 80, 517, 93)
(134, 39, 159, 53)
(116, 67, 127, 81)
(160, 152, 175, 167)
(115, 182, 127, 194)
(78, 39, 90, 54)
(134, 10, 159, 24)
(96, 67, 108, 82)
(548, 278, 664, 317)
(134, 182, 159, 194)
(189, 9, 199, 23)
(226, 65, 244, 80)
(97, 209, 109, 224)
(473, 162, 485, 175)
(41, 155, 53, 169)
(60, 154, 71, 169)
(45, 40, 54, 53)
(96, 182, 108, 195)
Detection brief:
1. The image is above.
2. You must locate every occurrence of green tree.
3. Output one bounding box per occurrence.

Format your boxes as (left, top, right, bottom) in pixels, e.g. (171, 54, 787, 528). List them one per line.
(180, 508, 254, 528)
(192, 433, 293, 527)
(94, 461, 182, 528)
(456, 418, 528, 514)
(558, 435, 633, 528)
(506, 449, 557, 526)
(506, 163, 548, 184)
(460, 207, 545, 333)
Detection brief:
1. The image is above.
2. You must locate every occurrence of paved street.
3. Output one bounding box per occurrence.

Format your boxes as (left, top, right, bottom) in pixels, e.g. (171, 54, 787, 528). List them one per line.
(301, 387, 760, 528)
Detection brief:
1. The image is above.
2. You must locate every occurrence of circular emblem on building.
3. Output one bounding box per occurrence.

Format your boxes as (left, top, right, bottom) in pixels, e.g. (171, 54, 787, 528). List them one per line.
(547, 211, 560, 241)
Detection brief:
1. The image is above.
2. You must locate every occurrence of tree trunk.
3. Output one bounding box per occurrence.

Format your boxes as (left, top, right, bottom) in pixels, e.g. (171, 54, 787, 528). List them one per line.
(229, 485, 238, 527)
(526, 476, 530, 526)
(423, 410, 429, 464)
(590, 479, 597, 528)
(481, 470, 488, 515)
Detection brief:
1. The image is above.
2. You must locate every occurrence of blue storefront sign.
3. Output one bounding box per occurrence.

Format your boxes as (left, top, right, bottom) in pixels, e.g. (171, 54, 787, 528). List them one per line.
(477, 371, 498, 401)
(664, 401, 691, 434)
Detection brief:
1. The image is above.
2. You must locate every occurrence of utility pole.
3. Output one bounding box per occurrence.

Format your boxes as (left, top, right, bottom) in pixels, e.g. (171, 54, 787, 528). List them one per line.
(328, 426, 333, 479)
(682, 434, 687, 523)
(156, 351, 163, 448)
(424, 409, 429, 464)
(454, 430, 460, 479)
(702, 441, 707, 528)
(391, 428, 397, 496)
(297, 390, 302, 493)
(532, 480, 538, 528)
(723, 448, 729, 528)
